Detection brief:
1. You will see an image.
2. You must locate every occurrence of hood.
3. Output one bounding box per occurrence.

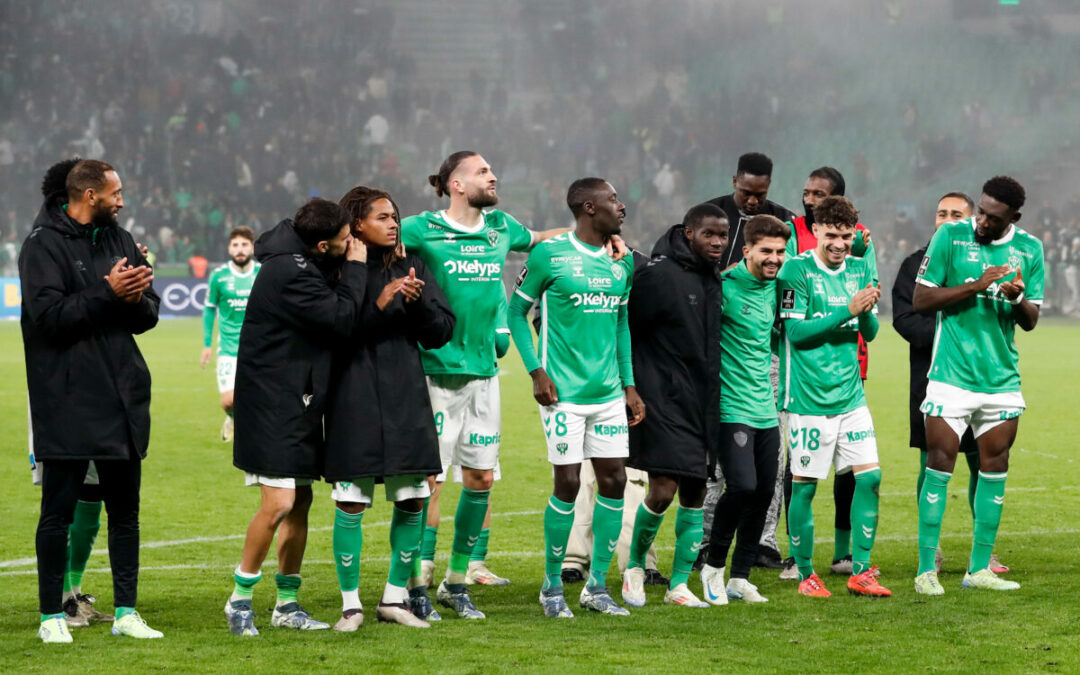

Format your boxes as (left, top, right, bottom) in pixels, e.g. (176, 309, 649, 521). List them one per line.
(31, 200, 104, 243)
(650, 224, 717, 275)
(255, 219, 310, 261)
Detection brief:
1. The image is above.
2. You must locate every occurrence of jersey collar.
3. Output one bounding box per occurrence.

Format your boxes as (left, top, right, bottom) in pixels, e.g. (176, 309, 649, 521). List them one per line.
(229, 261, 256, 277)
(439, 209, 488, 234)
(569, 232, 609, 258)
(810, 249, 847, 276)
(969, 218, 1016, 246)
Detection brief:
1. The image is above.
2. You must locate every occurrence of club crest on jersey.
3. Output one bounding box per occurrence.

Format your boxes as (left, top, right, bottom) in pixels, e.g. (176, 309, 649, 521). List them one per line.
(918, 255, 930, 275)
(515, 265, 528, 287)
(487, 230, 499, 246)
(845, 279, 858, 295)
(1008, 255, 1021, 269)
(611, 264, 624, 280)
(781, 289, 796, 310)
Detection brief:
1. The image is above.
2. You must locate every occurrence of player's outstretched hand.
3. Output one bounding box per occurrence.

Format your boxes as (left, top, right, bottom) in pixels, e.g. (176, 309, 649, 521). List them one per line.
(200, 347, 212, 369)
(346, 237, 368, 263)
(606, 235, 629, 261)
(625, 386, 646, 426)
(999, 267, 1025, 300)
(530, 368, 559, 406)
(973, 264, 1012, 292)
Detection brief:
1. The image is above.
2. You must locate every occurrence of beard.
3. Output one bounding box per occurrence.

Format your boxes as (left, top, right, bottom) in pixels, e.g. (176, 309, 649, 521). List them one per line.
(230, 253, 250, 267)
(91, 205, 119, 229)
(467, 187, 498, 209)
(802, 201, 816, 228)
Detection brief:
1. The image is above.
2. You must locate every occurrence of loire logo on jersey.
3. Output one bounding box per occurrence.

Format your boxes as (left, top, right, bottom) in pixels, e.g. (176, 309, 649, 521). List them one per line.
(468, 432, 500, 446)
(444, 259, 501, 277)
(570, 292, 621, 310)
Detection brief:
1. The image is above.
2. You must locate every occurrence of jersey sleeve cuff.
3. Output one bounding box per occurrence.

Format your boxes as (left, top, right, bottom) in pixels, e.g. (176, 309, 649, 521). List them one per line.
(495, 327, 510, 334)
(779, 311, 805, 320)
(915, 277, 938, 288)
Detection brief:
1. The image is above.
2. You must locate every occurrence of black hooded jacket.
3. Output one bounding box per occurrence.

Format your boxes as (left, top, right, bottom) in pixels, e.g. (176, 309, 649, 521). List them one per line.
(324, 251, 455, 482)
(705, 193, 795, 268)
(627, 225, 723, 479)
(232, 220, 367, 479)
(20, 201, 160, 461)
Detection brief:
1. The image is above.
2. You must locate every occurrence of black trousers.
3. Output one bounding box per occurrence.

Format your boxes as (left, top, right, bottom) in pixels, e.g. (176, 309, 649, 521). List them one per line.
(37, 458, 141, 615)
(707, 424, 780, 577)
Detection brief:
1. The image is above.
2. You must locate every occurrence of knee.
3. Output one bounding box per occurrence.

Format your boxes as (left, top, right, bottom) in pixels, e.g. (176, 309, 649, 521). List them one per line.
(464, 469, 494, 491)
(595, 471, 626, 500)
(554, 476, 580, 504)
(336, 501, 366, 515)
(854, 467, 882, 490)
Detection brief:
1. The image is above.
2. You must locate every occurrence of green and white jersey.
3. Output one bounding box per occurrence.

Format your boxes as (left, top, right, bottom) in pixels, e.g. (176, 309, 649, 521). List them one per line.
(510, 233, 635, 405)
(917, 218, 1044, 393)
(719, 261, 778, 428)
(401, 209, 536, 378)
(204, 261, 260, 356)
(777, 251, 875, 415)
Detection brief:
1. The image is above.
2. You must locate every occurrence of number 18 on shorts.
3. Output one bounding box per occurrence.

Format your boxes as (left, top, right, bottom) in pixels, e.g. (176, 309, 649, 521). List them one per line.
(541, 399, 629, 465)
(785, 406, 879, 480)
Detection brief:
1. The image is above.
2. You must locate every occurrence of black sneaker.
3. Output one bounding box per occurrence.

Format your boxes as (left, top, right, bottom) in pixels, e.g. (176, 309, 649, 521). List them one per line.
(408, 587, 441, 622)
(754, 548, 785, 569)
(643, 569, 670, 586)
(561, 568, 585, 584)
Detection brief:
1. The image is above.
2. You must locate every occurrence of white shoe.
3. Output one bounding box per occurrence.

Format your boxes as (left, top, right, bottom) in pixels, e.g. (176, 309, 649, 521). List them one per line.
(621, 566, 647, 607)
(421, 560, 435, 588)
(779, 558, 799, 581)
(465, 561, 511, 586)
(726, 577, 768, 603)
(270, 603, 329, 630)
(376, 602, 429, 628)
(663, 583, 708, 608)
(962, 568, 1020, 591)
(700, 564, 728, 606)
(111, 611, 163, 638)
(333, 608, 364, 632)
(38, 616, 73, 643)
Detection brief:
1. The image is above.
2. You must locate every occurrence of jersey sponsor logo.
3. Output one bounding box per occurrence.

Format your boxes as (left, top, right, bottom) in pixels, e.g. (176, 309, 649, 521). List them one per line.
(461, 244, 487, 255)
(551, 255, 582, 263)
(570, 292, 621, 311)
(998, 410, 1021, 421)
(444, 259, 501, 278)
(487, 230, 500, 246)
(845, 429, 876, 443)
(593, 423, 628, 437)
(468, 432, 500, 446)
(226, 297, 248, 310)
(918, 255, 930, 276)
(515, 265, 528, 287)
(781, 289, 796, 310)
(587, 276, 613, 288)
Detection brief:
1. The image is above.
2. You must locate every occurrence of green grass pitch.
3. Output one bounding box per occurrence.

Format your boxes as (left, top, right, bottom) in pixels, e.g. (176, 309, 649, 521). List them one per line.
(1, 318, 1078, 672)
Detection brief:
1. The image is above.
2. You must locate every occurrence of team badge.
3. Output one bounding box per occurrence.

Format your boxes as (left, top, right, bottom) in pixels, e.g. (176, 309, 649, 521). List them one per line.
(799, 454, 811, 468)
(845, 279, 858, 295)
(487, 230, 499, 246)
(556, 442, 568, 455)
(611, 264, 624, 280)
(515, 265, 529, 287)
(781, 289, 796, 310)
(1008, 255, 1021, 270)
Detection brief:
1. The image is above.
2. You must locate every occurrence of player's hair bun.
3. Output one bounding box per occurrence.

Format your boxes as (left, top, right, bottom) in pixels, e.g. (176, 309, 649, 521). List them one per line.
(428, 173, 445, 197)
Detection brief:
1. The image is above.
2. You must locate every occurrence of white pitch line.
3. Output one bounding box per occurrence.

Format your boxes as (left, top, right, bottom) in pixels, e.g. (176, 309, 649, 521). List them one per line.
(1016, 447, 1073, 463)
(2, 527, 1075, 578)
(0, 509, 546, 570)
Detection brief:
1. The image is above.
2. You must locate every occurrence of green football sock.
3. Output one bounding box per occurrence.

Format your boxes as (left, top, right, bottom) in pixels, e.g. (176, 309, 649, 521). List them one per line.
(834, 528, 851, 561)
(850, 468, 881, 575)
(232, 569, 261, 600)
(969, 471, 1007, 574)
(388, 507, 423, 589)
(916, 450, 928, 501)
(670, 506, 703, 589)
(411, 497, 430, 585)
(470, 528, 491, 563)
(543, 496, 575, 591)
(449, 487, 489, 582)
(789, 481, 817, 580)
(628, 502, 665, 571)
(421, 526, 438, 561)
(115, 606, 136, 619)
(965, 451, 981, 518)
(275, 573, 301, 605)
(587, 495, 623, 588)
(333, 508, 364, 592)
(917, 468, 952, 574)
(67, 500, 102, 593)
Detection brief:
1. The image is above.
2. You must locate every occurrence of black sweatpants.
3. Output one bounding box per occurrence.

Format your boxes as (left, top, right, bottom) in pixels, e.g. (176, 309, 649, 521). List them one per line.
(37, 458, 141, 615)
(707, 424, 780, 578)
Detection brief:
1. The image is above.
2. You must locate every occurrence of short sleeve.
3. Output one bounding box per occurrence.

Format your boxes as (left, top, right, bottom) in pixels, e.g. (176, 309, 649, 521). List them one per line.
(777, 259, 808, 320)
(503, 211, 537, 252)
(917, 225, 952, 288)
(1024, 239, 1045, 305)
(401, 215, 424, 252)
(513, 244, 551, 304)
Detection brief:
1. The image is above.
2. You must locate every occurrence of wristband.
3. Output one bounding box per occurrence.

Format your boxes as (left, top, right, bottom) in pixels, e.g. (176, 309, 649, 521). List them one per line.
(1009, 292, 1024, 305)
